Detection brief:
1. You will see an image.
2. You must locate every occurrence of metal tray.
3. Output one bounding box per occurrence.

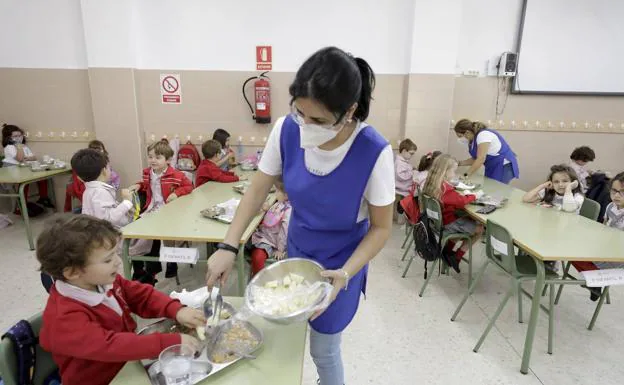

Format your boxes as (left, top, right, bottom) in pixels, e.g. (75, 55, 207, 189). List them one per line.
(146, 320, 263, 384)
(232, 184, 248, 195)
(200, 206, 233, 224)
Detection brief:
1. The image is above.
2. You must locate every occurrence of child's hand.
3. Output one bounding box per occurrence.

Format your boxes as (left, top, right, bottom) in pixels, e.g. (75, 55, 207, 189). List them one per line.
(166, 193, 178, 203)
(128, 184, 140, 192)
(274, 251, 286, 260)
(176, 307, 206, 328)
(180, 334, 203, 352)
(120, 188, 132, 201)
(569, 180, 579, 190)
(261, 201, 271, 211)
(543, 181, 553, 190)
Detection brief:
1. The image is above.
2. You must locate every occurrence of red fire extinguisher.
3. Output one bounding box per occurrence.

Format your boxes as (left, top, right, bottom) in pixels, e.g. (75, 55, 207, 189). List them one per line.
(243, 71, 271, 124)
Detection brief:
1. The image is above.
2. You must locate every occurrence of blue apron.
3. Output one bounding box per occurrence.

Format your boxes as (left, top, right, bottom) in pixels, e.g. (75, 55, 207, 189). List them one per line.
(469, 128, 519, 182)
(280, 116, 387, 334)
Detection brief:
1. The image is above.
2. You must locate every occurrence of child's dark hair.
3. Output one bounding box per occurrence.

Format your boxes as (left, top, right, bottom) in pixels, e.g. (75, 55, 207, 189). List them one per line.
(88, 139, 108, 155)
(202, 139, 222, 159)
(36, 214, 121, 280)
(289, 46, 375, 122)
(570, 146, 595, 162)
(610, 172, 624, 188)
(417, 151, 442, 172)
(213, 129, 231, 148)
(399, 139, 417, 153)
(71, 149, 109, 182)
(542, 164, 581, 204)
(147, 139, 174, 160)
(2, 124, 26, 147)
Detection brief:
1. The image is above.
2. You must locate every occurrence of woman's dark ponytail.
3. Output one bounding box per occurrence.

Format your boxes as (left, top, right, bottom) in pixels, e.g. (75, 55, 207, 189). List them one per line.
(353, 57, 375, 121)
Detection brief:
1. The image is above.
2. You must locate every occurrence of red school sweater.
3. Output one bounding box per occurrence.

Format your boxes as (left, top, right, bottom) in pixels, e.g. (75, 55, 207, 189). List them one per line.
(440, 181, 477, 225)
(195, 159, 240, 187)
(137, 166, 194, 210)
(40, 275, 183, 385)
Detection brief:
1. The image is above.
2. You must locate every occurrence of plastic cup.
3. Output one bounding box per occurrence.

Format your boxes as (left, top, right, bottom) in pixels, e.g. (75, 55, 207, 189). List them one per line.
(159, 344, 194, 385)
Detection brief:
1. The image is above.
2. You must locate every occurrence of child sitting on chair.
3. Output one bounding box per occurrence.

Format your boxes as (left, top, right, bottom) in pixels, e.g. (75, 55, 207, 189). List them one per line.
(129, 139, 194, 282)
(422, 154, 484, 272)
(38, 214, 204, 385)
(250, 178, 291, 276)
(71, 148, 151, 256)
(196, 139, 245, 187)
(569, 172, 624, 300)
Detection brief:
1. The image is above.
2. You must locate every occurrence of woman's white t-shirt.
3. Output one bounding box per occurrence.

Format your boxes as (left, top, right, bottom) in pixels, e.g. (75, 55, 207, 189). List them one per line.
(258, 116, 396, 222)
(476, 131, 510, 165)
(2, 145, 34, 165)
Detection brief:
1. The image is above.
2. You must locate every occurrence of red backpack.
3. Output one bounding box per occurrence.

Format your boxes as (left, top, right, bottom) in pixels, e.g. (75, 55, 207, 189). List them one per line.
(399, 182, 421, 224)
(177, 141, 201, 171)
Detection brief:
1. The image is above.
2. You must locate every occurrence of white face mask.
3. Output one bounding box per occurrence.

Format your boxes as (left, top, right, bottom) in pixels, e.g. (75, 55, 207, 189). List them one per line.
(299, 123, 341, 149)
(457, 137, 469, 145)
(12, 136, 24, 144)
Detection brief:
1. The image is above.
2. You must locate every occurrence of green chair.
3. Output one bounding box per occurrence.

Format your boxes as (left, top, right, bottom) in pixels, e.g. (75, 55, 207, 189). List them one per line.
(555, 197, 611, 323)
(451, 220, 560, 354)
(0, 313, 58, 385)
(400, 186, 422, 262)
(402, 195, 475, 298)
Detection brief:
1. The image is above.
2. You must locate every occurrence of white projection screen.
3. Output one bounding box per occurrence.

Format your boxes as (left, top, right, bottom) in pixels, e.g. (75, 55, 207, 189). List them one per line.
(514, 0, 624, 95)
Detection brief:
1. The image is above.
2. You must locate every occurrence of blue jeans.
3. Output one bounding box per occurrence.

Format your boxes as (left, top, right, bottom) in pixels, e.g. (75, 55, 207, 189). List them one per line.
(500, 163, 515, 184)
(310, 328, 343, 385)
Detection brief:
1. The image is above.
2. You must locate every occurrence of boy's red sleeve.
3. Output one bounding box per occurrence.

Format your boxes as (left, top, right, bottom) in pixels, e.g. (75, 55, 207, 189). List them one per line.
(42, 310, 181, 362)
(137, 169, 149, 192)
(117, 276, 183, 320)
(174, 172, 194, 197)
(213, 169, 240, 183)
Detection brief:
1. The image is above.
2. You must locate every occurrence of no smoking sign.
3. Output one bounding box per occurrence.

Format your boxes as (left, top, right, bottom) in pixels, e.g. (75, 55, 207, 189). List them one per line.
(160, 74, 181, 104)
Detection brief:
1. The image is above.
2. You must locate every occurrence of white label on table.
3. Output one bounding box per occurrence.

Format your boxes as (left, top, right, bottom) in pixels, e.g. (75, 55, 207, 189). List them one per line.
(159, 246, 199, 264)
(490, 236, 508, 256)
(581, 269, 624, 288)
(426, 208, 439, 220)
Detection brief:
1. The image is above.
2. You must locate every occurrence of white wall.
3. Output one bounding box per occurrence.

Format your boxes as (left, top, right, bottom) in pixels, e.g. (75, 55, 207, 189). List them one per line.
(135, 0, 414, 73)
(0, 0, 87, 68)
(456, 0, 523, 75)
(409, 0, 463, 74)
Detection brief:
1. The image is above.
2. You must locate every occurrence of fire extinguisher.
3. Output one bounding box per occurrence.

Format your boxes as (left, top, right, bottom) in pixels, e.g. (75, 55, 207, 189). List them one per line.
(242, 71, 271, 124)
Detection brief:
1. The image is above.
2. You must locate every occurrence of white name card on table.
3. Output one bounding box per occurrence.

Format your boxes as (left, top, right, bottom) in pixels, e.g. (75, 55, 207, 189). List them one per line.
(581, 269, 624, 287)
(159, 246, 199, 264)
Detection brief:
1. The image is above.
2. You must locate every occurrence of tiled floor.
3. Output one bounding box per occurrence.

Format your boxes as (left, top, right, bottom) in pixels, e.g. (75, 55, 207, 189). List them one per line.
(1, 212, 623, 384)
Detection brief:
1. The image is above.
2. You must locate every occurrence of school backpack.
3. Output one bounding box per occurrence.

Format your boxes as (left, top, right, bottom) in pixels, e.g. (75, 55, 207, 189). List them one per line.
(177, 141, 200, 171)
(412, 209, 441, 279)
(1, 320, 61, 385)
(399, 183, 420, 224)
(586, 172, 612, 223)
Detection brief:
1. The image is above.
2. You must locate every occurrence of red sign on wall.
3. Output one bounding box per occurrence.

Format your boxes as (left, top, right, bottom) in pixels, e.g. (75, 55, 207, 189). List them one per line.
(256, 46, 272, 70)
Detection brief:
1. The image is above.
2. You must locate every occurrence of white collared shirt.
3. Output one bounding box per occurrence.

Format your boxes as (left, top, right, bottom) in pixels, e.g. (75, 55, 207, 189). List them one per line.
(55, 280, 123, 316)
(82, 181, 133, 228)
(147, 168, 165, 212)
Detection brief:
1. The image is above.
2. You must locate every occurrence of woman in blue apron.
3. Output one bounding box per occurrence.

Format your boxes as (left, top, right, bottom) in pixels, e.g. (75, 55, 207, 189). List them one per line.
(454, 119, 519, 184)
(205, 47, 395, 385)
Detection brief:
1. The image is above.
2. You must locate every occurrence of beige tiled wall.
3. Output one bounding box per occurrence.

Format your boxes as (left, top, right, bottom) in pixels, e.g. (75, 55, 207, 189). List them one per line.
(403, 74, 456, 165)
(450, 77, 624, 190)
(135, 70, 406, 146)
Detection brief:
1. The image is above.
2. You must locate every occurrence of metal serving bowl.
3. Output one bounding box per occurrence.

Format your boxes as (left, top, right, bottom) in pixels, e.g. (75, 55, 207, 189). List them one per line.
(244, 258, 331, 325)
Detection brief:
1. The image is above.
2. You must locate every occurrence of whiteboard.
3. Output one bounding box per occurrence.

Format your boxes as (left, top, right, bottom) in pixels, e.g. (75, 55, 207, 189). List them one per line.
(514, 0, 624, 95)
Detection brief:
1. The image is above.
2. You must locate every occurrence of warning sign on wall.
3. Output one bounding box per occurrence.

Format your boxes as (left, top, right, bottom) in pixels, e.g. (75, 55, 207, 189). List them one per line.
(256, 46, 272, 71)
(160, 74, 181, 104)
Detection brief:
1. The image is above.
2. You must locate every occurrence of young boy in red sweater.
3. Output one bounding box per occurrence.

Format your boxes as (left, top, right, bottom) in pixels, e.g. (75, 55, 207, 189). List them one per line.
(129, 139, 194, 281)
(196, 139, 246, 187)
(38, 214, 204, 385)
(421, 154, 484, 272)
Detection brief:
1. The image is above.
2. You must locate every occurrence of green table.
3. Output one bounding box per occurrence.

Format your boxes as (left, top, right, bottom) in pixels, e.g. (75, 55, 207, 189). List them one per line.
(110, 297, 307, 385)
(463, 175, 624, 374)
(121, 174, 265, 294)
(0, 165, 71, 249)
